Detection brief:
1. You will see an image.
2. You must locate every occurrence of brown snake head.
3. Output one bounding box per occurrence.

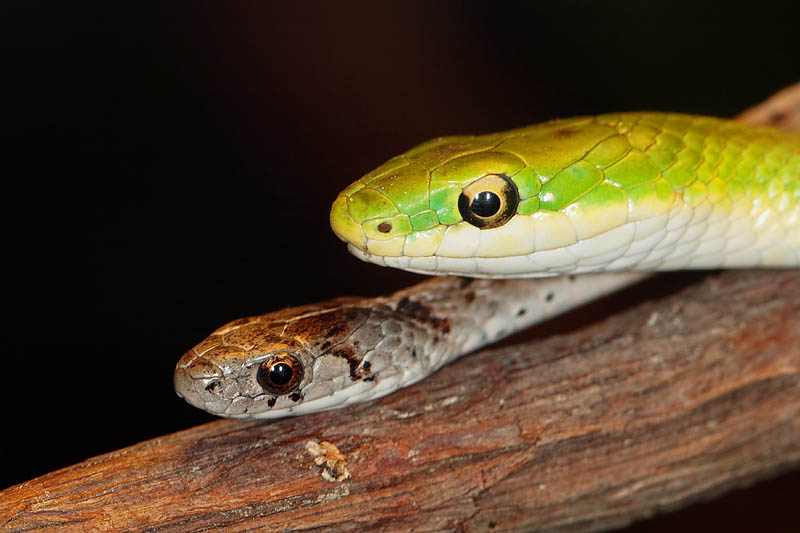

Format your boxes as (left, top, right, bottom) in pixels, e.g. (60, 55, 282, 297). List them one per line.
(174, 293, 444, 418)
(174, 275, 641, 418)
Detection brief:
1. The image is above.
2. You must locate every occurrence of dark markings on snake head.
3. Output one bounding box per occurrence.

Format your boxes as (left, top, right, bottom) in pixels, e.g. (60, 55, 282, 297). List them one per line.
(568, 275, 576, 281)
(364, 374, 376, 382)
(545, 292, 554, 302)
(267, 397, 277, 408)
(517, 308, 527, 316)
(411, 348, 417, 359)
(325, 324, 347, 338)
(205, 381, 221, 393)
(320, 340, 333, 351)
(289, 391, 303, 402)
(396, 297, 450, 331)
(331, 346, 369, 381)
(464, 291, 475, 303)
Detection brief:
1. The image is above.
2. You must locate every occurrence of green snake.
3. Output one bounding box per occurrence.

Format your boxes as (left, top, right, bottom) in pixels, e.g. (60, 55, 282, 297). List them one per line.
(175, 110, 799, 418)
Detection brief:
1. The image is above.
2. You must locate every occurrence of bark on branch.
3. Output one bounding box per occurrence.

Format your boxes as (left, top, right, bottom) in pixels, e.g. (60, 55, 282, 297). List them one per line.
(2, 270, 799, 532)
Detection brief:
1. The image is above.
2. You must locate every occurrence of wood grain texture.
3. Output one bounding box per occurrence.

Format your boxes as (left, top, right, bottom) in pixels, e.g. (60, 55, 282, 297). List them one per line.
(2, 270, 799, 532)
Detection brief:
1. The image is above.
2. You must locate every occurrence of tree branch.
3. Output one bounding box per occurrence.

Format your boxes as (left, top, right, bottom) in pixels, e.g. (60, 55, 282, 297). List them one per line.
(2, 270, 799, 532)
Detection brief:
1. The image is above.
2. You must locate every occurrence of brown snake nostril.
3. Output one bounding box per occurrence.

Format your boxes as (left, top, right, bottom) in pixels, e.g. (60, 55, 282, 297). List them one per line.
(377, 222, 392, 233)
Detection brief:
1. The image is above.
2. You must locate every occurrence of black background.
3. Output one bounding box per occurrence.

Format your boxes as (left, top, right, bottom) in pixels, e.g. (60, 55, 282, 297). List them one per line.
(3, 2, 799, 530)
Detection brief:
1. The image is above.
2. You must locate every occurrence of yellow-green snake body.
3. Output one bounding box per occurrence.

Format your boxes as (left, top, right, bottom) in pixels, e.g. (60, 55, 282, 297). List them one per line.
(331, 113, 799, 277)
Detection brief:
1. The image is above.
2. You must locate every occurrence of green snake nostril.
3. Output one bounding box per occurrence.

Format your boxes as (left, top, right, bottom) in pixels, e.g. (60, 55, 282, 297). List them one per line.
(377, 222, 392, 233)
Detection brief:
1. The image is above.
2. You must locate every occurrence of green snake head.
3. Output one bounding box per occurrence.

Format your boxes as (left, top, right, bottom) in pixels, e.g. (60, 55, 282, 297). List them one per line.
(331, 113, 799, 277)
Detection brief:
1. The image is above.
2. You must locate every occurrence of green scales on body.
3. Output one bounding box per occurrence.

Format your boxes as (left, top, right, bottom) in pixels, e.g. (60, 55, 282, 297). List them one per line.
(330, 113, 799, 277)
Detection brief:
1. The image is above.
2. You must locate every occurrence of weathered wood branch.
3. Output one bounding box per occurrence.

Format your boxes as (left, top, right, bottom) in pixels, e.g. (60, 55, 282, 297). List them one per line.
(2, 270, 799, 532)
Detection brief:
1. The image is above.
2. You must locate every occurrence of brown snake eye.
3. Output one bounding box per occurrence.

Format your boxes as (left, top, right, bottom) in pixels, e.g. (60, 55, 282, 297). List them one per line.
(458, 173, 519, 229)
(257, 353, 304, 394)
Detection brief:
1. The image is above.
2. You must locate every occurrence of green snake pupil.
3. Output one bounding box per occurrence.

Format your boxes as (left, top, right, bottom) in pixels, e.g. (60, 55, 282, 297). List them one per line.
(457, 173, 520, 229)
(470, 191, 501, 217)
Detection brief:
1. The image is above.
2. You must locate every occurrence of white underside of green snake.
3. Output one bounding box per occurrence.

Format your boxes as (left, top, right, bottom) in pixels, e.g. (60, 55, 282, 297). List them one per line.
(348, 201, 798, 278)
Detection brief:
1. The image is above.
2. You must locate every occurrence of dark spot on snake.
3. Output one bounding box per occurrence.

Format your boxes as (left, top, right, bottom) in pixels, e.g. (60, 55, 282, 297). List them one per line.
(325, 324, 346, 338)
(289, 391, 303, 402)
(364, 375, 376, 382)
(459, 277, 475, 289)
(332, 346, 366, 381)
(320, 340, 332, 351)
(332, 347, 354, 359)
(411, 348, 417, 359)
(568, 275, 576, 281)
(555, 128, 579, 139)
(489, 521, 496, 529)
(397, 297, 450, 331)
(768, 111, 787, 125)
(517, 308, 527, 316)
(377, 222, 392, 233)
(545, 292, 554, 302)
(343, 307, 371, 326)
(464, 291, 475, 303)
(205, 381, 221, 393)
(267, 397, 277, 408)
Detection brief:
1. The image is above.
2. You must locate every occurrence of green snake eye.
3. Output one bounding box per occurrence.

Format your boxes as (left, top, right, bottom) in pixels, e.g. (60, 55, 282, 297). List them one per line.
(257, 353, 304, 394)
(458, 174, 519, 229)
